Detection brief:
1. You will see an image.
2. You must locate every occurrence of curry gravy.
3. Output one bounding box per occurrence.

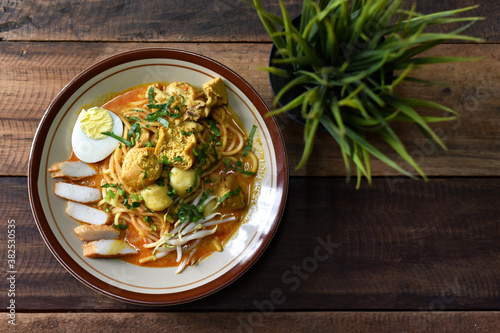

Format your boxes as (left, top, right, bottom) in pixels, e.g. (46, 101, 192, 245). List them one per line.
(71, 82, 257, 268)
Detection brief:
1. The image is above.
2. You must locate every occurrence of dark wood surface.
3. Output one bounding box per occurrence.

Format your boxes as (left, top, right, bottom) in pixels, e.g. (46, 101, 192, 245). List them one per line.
(1, 0, 499, 331)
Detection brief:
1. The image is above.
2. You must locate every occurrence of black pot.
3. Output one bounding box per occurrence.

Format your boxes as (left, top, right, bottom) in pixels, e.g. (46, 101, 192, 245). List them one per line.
(267, 45, 310, 128)
(267, 15, 312, 128)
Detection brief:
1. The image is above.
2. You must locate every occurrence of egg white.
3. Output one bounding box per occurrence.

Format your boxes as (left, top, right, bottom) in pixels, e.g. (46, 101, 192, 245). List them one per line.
(72, 108, 124, 163)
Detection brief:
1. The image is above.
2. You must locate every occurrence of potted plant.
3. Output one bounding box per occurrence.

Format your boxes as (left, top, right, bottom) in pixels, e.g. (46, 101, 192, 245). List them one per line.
(252, 0, 483, 187)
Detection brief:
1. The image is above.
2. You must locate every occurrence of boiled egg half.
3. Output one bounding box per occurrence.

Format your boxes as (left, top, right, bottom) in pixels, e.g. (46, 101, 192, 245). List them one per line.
(72, 107, 123, 163)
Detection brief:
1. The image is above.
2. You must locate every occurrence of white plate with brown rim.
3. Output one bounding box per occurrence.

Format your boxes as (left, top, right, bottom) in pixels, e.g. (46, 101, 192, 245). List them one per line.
(28, 48, 288, 305)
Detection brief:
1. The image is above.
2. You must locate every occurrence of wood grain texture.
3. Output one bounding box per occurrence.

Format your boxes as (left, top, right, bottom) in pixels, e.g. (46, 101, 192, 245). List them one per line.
(3, 176, 500, 310)
(1, 42, 499, 177)
(0, 0, 299, 42)
(0, 0, 493, 42)
(10, 312, 500, 332)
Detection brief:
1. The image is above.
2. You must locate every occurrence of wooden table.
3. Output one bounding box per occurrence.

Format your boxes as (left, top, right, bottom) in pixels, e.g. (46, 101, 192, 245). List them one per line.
(2, 0, 500, 331)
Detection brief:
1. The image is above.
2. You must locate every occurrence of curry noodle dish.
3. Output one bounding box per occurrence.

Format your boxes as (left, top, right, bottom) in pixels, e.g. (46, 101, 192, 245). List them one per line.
(49, 77, 260, 273)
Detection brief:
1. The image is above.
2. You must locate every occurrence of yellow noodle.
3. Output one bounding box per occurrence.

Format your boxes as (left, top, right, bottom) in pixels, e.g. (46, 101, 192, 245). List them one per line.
(201, 159, 224, 178)
(223, 124, 245, 156)
(220, 122, 228, 151)
(129, 98, 148, 107)
(211, 112, 228, 151)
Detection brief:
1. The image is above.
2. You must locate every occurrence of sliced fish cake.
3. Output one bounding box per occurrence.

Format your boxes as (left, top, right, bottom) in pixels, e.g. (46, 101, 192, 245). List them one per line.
(54, 182, 101, 203)
(49, 161, 96, 179)
(82, 239, 138, 258)
(65, 201, 110, 225)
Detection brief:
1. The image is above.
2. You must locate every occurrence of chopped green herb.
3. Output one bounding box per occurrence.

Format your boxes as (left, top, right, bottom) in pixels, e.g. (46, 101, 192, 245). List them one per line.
(206, 119, 220, 137)
(193, 171, 199, 189)
(212, 145, 219, 162)
(127, 122, 142, 145)
(106, 189, 116, 199)
(157, 117, 169, 128)
(145, 111, 160, 121)
(147, 96, 173, 111)
(146, 103, 166, 110)
(167, 186, 177, 200)
(177, 200, 205, 224)
(197, 190, 211, 212)
(168, 111, 181, 119)
(173, 156, 183, 162)
(219, 186, 242, 203)
(113, 224, 129, 230)
(126, 116, 142, 124)
(223, 158, 256, 176)
(100, 183, 142, 210)
(141, 170, 148, 188)
(161, 156, 172, 165)
(195, 143, 210, 165)
(242, 125, 257, 156)
(101, 131, 132, 148)
(181, 130, 193, 136)
(101, 183, 119, 189)
(147, 86, 155, 105)
(130, 193, 142, 201)
(145, 96, 175, 122)
(117, 187, 126, 197)
(180, 95, 186, 107)
(145, 142, 154, 147)
(234, 167, 256, 176)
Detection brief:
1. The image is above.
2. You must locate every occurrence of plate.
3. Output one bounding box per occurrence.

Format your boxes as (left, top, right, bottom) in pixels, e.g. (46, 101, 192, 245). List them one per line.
(28, 48, 288, 305)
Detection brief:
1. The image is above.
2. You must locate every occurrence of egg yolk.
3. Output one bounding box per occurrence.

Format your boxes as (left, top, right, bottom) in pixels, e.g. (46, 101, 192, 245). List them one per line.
(80, 108, 114, 140)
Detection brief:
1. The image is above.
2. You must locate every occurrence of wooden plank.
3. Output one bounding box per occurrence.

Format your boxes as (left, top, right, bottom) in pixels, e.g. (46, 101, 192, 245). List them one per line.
(415, 0, 498, 43)
(1, 42, 500, 177)
(9, 312, 500, 332)
(0, 0, 493, 42)
(4, 176, 500, 310)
